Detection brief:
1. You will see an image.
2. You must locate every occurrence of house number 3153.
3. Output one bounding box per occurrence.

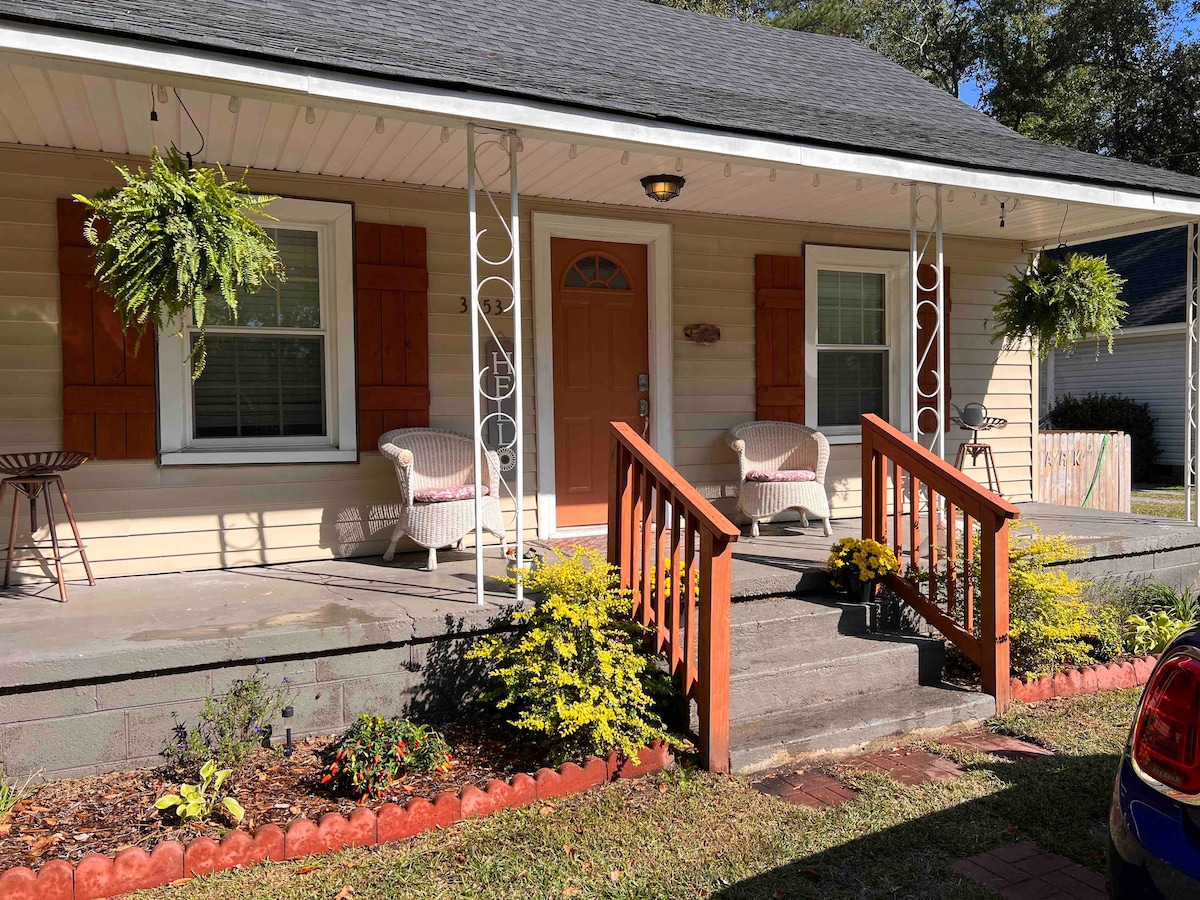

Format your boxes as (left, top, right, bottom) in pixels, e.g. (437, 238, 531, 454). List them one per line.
(460, 296, 511, 315)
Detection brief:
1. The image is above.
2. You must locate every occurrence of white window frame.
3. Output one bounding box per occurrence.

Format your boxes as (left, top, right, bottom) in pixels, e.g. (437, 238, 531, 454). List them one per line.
(804, 245, 912, 444)
(157, 198, 358, 466)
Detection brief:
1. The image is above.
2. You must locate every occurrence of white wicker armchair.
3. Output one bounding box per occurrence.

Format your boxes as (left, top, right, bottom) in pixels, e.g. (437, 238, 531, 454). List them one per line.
(728, 421, 833, 537)
(378, 428, 506, 570)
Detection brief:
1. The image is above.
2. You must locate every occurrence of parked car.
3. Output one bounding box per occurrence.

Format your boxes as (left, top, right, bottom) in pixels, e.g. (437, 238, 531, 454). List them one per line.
(1110, 625, 1200, 897)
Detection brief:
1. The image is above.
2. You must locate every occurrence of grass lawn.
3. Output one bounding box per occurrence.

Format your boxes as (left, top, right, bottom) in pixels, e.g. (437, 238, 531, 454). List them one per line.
(132, 689, 1139, 900)
(1132, 484, 1187, 519)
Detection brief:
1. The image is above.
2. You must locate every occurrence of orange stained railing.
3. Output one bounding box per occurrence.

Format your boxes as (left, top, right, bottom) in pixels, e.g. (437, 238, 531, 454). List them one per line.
(607, 421, 740, 773)
(861, 414, 1021, 713)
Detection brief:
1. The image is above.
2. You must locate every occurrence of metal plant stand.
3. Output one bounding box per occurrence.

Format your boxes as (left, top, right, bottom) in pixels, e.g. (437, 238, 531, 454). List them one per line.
(951, 416, 1007, 496)
(0, 451, 94, 602)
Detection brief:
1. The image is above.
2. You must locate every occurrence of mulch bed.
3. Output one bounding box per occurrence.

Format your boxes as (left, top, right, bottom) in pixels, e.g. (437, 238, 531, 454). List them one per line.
(0, 724, 542, 871)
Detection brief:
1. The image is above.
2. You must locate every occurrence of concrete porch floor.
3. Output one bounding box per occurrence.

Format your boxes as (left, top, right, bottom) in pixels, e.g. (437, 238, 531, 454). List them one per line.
(1, 502, 1197, 692)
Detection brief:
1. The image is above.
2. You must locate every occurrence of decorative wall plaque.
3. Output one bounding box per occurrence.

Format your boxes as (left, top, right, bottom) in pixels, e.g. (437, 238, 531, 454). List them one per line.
(683, 323, 721, 345)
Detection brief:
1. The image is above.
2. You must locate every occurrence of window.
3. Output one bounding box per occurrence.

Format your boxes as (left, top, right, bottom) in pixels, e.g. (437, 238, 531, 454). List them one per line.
(805, 245, 911, 443)
(563, 254, 630, 289)
(158, 198, 357, 465)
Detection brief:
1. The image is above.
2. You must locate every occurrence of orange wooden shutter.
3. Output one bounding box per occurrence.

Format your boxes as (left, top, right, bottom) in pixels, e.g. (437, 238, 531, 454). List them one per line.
(754, 254, 805, 422)
(916, 264, 951, 434)
(355, 222, 430, 450)
(56, 198, 157, 460)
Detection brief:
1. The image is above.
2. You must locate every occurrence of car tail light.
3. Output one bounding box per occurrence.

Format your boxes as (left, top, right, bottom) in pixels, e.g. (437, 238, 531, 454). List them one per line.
(1133, 654, 1200, 796)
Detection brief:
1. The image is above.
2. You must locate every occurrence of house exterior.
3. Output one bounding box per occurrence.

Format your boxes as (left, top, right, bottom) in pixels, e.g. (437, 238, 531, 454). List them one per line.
(1039, 227, 1187, 475)
(2, 0, 1200, 584)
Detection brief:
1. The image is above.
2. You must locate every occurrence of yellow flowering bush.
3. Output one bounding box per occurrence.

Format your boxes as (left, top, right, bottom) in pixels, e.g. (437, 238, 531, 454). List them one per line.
(466, 548, 678, 764)
(826, 537, 899, 590)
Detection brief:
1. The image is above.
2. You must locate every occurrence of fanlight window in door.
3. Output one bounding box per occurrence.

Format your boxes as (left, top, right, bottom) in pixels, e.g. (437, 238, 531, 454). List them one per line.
(563, 254, 631, 290)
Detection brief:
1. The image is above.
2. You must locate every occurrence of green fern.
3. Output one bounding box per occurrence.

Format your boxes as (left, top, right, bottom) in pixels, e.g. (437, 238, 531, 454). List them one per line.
(991, 252, 1127, 360)
(73, 148, 284, 378)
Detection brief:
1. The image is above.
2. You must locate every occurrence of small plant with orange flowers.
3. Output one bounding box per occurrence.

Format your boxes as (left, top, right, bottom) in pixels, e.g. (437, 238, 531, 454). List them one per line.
(320, 714, 452, 801)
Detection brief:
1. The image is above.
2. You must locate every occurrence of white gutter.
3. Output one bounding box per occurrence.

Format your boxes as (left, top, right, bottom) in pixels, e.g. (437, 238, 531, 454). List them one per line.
(5, 20, 1200, 219)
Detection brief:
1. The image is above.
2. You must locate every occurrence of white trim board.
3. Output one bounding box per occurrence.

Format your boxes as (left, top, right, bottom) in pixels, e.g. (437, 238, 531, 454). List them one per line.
(5, 22, 1200, 220)
(531, 212, 673, 539)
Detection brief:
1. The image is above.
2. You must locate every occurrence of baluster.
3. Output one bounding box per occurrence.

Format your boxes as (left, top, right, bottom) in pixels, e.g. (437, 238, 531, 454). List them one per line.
(892, 461, 903, 559)
(654, 485, 668, 653)
(683, 513, 698, 699)
(629, 459, 643, 615)
(927, 489, 939, 606)
(946, 501, 958, 618)
(963, 513, 974, 633)
(639, 466, 653, 632)
(909, 475, 921, 575)
(668, 492, 684, 680)
(616, 446, 633, 590)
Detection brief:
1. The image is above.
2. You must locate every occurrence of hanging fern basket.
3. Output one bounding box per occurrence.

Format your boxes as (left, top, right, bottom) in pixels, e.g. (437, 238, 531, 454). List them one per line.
(73, 147, 285, 378)
(991, 252, 1127, 360)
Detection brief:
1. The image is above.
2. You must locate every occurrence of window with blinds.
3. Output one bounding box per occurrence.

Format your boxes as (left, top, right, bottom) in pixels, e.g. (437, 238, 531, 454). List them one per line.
(190, 228, 328, 441)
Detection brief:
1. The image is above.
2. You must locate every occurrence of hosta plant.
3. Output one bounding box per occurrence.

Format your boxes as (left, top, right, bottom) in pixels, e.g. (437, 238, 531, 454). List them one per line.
(73, 147, 284, 377)
(992, 252, 1126, 359)
(320, 714, 452, 801)
(1126, 610, 1191, 656)
(155, 760, 245, 825)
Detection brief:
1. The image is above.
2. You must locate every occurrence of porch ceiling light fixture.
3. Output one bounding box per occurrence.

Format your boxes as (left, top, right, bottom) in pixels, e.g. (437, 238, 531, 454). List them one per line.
(640, 173, 685, 203)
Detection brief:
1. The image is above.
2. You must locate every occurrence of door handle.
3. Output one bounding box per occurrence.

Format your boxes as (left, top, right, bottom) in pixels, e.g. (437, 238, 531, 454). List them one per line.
(639, 398, 650, 417)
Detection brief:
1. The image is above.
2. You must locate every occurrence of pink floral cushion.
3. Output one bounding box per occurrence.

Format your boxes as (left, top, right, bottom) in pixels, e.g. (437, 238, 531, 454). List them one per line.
(745, 470, 818, 483)
(413, 485, 490, 503)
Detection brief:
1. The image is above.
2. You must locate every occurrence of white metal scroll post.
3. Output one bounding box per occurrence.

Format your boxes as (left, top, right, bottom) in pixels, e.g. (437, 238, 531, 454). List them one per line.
(909, 183, 947, 460)
(467, 124, 525, 603)
(1186, 223, 1199, 526)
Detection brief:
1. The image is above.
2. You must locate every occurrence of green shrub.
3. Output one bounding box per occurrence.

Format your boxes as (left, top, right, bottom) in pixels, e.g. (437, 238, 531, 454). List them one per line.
(1043, 393, 1159, 481)
(320, 714, 451, 801)
(466, 548, 677, 765)
(165, 668, 294, 774)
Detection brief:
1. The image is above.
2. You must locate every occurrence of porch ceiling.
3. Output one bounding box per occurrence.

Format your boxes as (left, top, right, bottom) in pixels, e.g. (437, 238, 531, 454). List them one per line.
(1, 62, 1189, 245)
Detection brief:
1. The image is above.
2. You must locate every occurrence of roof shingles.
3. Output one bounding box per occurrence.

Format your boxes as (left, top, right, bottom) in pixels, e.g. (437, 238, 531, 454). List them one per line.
(6, 0, 1200, 198)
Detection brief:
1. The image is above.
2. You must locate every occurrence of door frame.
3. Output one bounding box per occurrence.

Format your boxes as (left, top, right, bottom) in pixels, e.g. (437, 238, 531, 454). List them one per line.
(532, 212, 674, 539)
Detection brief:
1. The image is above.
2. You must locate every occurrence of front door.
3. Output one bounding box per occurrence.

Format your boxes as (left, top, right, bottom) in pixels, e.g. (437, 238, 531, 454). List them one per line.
(550, 238, 649, 528)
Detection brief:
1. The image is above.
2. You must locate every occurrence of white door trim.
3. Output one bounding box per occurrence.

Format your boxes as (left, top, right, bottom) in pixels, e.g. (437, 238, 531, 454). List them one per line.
(532, 212, 673, 539)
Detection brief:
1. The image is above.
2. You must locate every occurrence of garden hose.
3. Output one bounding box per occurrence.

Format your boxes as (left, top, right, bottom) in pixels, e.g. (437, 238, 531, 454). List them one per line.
(1081, 433, 1109, 509)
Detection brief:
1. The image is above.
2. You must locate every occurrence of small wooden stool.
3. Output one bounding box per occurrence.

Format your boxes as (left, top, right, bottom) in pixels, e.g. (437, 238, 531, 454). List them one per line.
(951, 416, 1008, 497)
(0, 451, 95, 602)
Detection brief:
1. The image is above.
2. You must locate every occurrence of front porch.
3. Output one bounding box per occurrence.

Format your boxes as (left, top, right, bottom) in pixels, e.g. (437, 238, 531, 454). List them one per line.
(2, 501, 1193, 777)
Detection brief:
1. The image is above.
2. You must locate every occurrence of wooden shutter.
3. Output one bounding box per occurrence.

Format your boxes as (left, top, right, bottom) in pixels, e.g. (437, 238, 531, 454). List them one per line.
(916, 264, 951, 433)
(355, 222, 430, 450)
(57, 198, 157, 459)
(754, 254, 805, 422)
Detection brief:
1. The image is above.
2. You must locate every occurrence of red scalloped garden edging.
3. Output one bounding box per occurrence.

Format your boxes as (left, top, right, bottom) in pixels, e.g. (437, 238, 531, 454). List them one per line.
(0, 743, 672, 900)
(1009, 654, 1159, 703)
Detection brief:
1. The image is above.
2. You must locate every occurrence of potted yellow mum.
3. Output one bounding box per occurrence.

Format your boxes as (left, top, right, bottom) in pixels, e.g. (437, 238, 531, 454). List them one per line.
(826, 537, 899, 603)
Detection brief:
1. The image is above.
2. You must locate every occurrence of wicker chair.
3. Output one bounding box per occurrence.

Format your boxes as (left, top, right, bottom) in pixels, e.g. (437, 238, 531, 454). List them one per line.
(378, 428, 506, 570)
(728, 421, 833, 537)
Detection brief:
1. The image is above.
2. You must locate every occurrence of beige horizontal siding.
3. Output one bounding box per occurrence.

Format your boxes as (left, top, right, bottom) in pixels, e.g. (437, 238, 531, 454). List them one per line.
(0, 143, 1034, 580)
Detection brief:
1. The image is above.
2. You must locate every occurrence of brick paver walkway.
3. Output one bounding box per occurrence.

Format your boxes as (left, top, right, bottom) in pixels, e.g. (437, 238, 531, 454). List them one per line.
(952, 842, 1108, 899)
(942, 732, 1055, 760)
(753, 770, 858, 808)
(850, 747, 965, 784)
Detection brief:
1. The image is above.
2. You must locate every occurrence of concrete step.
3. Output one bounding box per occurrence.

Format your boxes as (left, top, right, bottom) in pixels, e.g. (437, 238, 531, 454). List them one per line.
(729, 684, 997, 773)
(729, 595, 869, 653)
(729, 632, 946, 722)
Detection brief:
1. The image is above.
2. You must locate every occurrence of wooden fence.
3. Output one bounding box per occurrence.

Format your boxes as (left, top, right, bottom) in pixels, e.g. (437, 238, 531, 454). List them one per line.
(608, 421, 740, 773)
(1038, 431, 1131, 512)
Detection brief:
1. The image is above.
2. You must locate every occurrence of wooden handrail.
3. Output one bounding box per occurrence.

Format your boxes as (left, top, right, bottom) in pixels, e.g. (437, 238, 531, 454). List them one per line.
(608, 421, 738, 773)
(861, 414, 1018, 713)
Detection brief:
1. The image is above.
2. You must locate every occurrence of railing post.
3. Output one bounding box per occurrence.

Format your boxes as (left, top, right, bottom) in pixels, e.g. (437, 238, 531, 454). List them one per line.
(980, 512, 1011, 713)
(861, 430, 875, 540)
(698, 530, 732, 774)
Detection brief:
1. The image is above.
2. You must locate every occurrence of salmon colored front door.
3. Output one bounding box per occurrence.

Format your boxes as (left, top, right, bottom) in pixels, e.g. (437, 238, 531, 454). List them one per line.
(551, 238, 649, 528)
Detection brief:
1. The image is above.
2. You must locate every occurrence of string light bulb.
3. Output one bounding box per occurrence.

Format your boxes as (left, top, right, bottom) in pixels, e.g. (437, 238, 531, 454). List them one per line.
(228, 96, 241, 114)
(947, 189, 955, 202)
(440, 126, 450, 143)
(724, 162, 731, 178)
(568, 144, 577, 159)
(156, 84, 169, 103)
(675, 157, 683, 172)
(890, 183, 899, 195)
(980, 193, 988, 206)
(305, 106, 316, 125)
(768, 168, 777, 183)
(620, 151, 630, 166)
(812, 173, 820, 188)
(375, 117, 385, 134)
(515, 137, 524, 152)
(855, 178, 864, 192)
